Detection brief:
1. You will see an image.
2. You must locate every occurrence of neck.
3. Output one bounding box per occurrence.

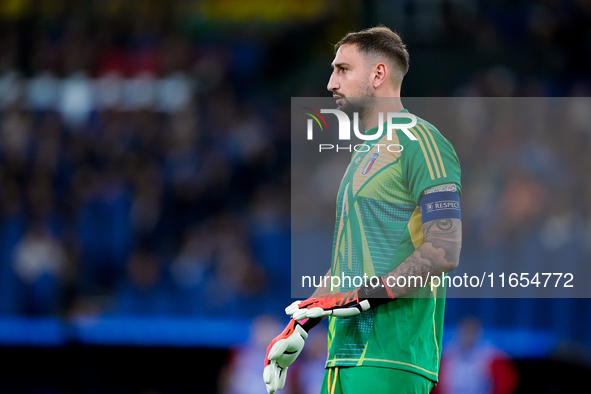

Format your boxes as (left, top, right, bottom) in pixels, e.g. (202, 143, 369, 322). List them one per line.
(360, 96, 404, 130)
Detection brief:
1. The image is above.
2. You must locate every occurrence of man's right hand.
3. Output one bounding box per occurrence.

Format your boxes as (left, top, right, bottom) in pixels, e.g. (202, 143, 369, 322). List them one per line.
(263, 318, 320, 393)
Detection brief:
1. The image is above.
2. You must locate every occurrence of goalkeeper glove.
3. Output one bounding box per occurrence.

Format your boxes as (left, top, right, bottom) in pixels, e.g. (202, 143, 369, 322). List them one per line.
(263, 318, 320, 394)
(285, 277, 394, 321)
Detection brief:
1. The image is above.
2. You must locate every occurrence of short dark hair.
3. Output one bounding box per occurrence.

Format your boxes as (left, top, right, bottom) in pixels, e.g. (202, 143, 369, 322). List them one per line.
(335, 26, 409, 85)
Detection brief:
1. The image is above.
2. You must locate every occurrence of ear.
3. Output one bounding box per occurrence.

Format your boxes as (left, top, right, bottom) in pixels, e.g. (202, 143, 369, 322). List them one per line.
(372, 62, 387, 89)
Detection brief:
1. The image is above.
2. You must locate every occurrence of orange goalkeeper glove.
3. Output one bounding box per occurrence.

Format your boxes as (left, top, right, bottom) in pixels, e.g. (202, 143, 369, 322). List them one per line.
(285, 277, 394, 321)
(263, 318, 320, 394)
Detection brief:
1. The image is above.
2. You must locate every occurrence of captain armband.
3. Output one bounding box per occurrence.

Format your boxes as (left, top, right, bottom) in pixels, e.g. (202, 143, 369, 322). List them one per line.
(419, 186, 461, 224)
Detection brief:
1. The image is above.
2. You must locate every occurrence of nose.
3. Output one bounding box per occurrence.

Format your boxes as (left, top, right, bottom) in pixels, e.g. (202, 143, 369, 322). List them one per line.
(327, 71, 339, 92)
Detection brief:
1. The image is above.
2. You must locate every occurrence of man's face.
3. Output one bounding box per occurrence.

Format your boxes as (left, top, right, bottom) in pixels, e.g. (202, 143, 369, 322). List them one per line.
(327, 44, 375, 117)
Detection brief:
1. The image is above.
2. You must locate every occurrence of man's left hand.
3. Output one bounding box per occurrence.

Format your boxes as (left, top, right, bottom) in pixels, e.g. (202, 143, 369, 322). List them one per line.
(286, 277, 394, 321)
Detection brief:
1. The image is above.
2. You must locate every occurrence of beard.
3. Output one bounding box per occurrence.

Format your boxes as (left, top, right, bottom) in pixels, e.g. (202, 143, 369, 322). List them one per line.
(338, 96, 374, 118)
(336, 82, 375, 119)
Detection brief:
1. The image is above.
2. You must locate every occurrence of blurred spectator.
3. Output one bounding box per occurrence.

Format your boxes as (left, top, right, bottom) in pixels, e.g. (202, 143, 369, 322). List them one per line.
(12, 223, 66, 315)
(168, 224, 215, 316)
(76, 164, 132, 292)
(112, 248, 170, 316)
(204, 212, 267, 317)
(435, 317, 519, 394)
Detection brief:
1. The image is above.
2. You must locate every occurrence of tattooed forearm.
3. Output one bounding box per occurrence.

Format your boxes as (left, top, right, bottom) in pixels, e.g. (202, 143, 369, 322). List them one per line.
(423, 218, 462, 267)
(383, 218, 462, 298)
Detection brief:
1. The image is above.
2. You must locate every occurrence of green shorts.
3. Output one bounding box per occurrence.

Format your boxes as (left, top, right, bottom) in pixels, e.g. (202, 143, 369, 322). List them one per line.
(320, 366, 435, 394)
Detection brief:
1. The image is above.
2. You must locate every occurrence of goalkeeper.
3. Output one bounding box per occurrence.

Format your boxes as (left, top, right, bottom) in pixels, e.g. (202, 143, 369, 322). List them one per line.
(264, 26, 462, 394)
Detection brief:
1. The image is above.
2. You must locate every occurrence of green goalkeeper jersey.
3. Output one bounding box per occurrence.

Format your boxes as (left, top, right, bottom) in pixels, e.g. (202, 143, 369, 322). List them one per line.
(325, 109, 462, 382)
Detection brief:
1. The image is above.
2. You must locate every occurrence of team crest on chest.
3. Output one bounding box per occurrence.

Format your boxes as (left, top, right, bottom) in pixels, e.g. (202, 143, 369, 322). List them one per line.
(361, 153, 380, 175)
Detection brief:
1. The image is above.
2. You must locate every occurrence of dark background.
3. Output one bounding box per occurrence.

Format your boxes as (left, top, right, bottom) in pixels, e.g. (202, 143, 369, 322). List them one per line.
(1, 0, 591, 393)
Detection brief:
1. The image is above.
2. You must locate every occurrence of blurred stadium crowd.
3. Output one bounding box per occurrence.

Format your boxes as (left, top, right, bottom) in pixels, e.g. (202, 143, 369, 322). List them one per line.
(0, 0, 297, 319)
(1, 0, 591, 379)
